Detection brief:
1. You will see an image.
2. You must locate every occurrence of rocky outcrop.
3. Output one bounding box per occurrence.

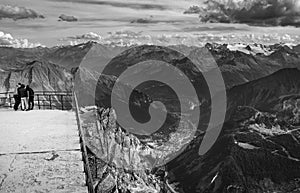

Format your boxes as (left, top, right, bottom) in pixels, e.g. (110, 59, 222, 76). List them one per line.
(81, 107, 163, 193)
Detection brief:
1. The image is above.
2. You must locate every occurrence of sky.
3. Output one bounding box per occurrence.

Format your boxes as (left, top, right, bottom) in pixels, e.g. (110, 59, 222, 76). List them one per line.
(1, 0, 300, 47)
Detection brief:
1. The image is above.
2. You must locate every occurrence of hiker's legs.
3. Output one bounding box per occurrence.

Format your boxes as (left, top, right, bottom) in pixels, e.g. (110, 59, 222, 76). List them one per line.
(21, 98, 25, 110)
(21, 97, 28, 110)
(25, 98, 28, 110)
(29, 96, 34, 110)
(13, 95, 20, 111)
(27, 96, 33, 110)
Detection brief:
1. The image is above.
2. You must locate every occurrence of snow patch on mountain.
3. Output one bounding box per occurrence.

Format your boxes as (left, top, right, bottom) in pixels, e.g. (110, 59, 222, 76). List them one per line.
(235, 141, 259, 149)
(249, 123, 287, 136)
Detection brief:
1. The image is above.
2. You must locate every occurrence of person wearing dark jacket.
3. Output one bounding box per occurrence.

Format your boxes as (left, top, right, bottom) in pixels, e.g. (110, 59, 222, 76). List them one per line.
(18, 84, 28, 111)
(26, 85, 34, 110)
(13, 84, 21, 111)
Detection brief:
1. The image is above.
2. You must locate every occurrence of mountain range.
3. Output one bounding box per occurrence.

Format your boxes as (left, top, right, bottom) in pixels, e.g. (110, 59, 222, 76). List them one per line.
(0, 42, 300, 192)
(167, 68, 300, 193)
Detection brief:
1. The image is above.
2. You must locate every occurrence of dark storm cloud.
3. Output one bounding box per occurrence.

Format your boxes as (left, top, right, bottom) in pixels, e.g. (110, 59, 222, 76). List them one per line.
(196, 0, 300, 27)
(58, 14, 78, 22)
(0, 5, 44, 20)
(47, 0, 167, 10)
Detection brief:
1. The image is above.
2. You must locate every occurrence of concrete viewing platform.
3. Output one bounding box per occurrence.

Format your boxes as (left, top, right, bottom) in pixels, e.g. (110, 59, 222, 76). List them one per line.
(0, 109, 88, 193)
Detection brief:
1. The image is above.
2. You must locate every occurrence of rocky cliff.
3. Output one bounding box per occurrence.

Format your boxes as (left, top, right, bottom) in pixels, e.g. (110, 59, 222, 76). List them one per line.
(80, 107, 164, 193)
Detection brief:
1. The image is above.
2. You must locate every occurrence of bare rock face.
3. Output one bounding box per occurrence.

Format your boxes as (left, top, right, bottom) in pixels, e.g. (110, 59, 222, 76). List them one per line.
(82, 108, 151, 170)
(96, 173, 115, 193)
(81, 107, 162, 193)
(278, 98, 300, 126)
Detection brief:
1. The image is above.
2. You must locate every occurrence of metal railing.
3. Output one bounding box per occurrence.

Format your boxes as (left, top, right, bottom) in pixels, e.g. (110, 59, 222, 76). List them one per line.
(0, 91, 73, 110)
(73, 91, 95, 193)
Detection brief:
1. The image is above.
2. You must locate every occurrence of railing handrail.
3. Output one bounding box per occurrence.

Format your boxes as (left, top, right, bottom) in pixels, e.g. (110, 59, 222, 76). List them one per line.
(0, 91, 72, 96)
(0, 90, 73, 110)
(73, 91, 95, 193)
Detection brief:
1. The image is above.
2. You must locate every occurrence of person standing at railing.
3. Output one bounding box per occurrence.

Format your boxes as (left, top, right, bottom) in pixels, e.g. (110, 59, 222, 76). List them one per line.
(26, 85, 34, 110)
(13, 83, 21, 111)
(18, 84, 28, 111)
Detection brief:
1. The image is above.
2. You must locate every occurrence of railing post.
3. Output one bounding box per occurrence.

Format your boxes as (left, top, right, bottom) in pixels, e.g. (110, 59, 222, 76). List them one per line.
(49, 95, 52, 109)
(61, 95, 64, 110)
(73, 92, 95, 193)
(0, 91, 72, 110)
(37, 94, 41, 109)
(9, 96, 12, 108)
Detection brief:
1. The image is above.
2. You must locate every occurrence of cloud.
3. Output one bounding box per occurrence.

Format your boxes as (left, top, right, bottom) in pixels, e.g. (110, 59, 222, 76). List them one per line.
(130, 16, 162, 24)
(58, 14, 78, 22)
(47, 0, 167, 10)
(0, 5, 44, 20)
(196, 0, 300, 27)
(0, 31, 44, 48)
(184, 5, 201, 14)
(69, 32, 103, 40)
(65, 30, 300, 47)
